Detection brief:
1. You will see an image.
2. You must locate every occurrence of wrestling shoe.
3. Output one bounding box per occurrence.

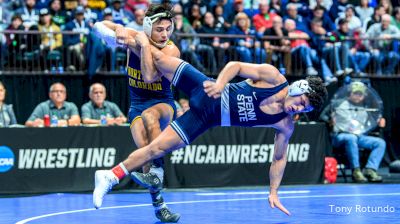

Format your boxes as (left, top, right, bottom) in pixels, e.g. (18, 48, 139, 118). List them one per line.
(156, 207, 181, 223)
(93, 170, 119, 209)
(131, 171, 162, 191)
(364, 168, 383, 183)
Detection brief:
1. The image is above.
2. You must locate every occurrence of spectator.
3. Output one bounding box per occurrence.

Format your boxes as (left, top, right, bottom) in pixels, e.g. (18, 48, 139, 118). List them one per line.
(284, 19, 319, 76)
(355, 0, 374, 24)
(309, 0, 333, 11)
(213, 4, 231, 31)
(107, 0, 134, 26)
(349, 27, 371, 76)
(197, 11, 229, 72)
(363, 5, 385, 32)
(392, 7, 400, 29)
(379, 0, 393, 14)
(79, 0, 100, 27)
(319, 81, 386, 183)
(49, 0, 68, 30)
(263, 15, 291, 75)
(63, 6, 90, 71)
(366, 14, 400, 75)
(283, 0, 311, 18)
(170, 13, 207, 73)
(225, 0, 246, 24)
(126, 8, 144, 30)
(178, 98, 189, 114)
(5, 15, 25, 68)
(253, 1, 277, 34)
(124, 0, 149, 15)
(15, 0, 39, 29)
(25, 82, 81, 127)
(0, 81, 17, 127)
(38, 8, 63, 71)
(187, 4, 203, 30)
(228, 12, 267, 64)
(308, 18, 336, 84)
(327, 18, 353, 76)
(102, 7, 113, 21)
(81, 83, 127, 125)
(309, 5, 336, 32)
(284, 3, 311, 35)
(329, 0, 349, 21)
(335, 5, 362, 32)
(269, 0, 283, 16)
(0, 0, 13, 29)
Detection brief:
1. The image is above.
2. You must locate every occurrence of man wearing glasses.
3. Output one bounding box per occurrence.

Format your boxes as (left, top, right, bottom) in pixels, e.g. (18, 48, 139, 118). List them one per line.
(25, 82, 81, 127)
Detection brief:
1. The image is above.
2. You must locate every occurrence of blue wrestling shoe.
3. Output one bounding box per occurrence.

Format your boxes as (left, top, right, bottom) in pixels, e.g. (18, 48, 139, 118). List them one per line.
(131, 171, 163, 191)
(156, 207, 181, 223)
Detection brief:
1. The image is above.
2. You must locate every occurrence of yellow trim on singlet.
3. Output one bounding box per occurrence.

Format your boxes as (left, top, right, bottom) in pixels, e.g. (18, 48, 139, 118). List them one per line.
(130, 116, 142, 128)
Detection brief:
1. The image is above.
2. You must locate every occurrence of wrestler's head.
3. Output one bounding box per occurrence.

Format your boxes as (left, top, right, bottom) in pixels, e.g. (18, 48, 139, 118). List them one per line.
(144, 3, 174, 49)
(284, 76, 327, 115)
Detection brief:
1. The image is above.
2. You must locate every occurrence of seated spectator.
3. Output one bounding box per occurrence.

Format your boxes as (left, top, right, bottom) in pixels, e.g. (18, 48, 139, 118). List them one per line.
(15, 0, 39, 29)
(284, 19, 319, 76)
(309, 0, 333, 11)
(392, 7, 400, 29)
(252, 1, 277, 34)
(63, 6, 90, 71)
(0, 0, 13, 30)
(38, 8, 63, 71)
(25, 82, 81, 127)
(49, 0, 68, 30)
(5, 15, 26, 68)
(310, 5, 336, 32)
(196, 11, 228, 72)
(269, 0, 283, 16)
(79, 0, 100, 27)
(335, 5, 361, 32)
(187, 3, 204, 30)
(124, 0, 149, 15)
(355, 0, 374, 24)
(126, 8, 145, 30)
(329, 0, 349, 21)
(366, 14, 400, 75)
(363, 5, 385, 33)
(263, 15, 291, 75)
(379, 0, 393, 15)
(308, 18, 336, 84)
(107, 0, 134, 26)
(228, 12, 267, 64)
(326, 18, 353, 76)
(284, 3, 311, 35)
(213, 4, 231, 31)
(283, 0, 311, 18)
(349, 27, 371, 76)
(319, 82, 386, 183)
(0, 81, 17, 127)
(81, 83, 127, 125)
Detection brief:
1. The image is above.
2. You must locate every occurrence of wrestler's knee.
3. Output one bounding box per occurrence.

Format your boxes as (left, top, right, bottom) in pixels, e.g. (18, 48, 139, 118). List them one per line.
(142, 109, 161, 127)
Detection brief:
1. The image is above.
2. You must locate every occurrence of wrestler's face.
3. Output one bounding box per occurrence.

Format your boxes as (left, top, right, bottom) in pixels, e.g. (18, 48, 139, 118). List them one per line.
(151, 19, 173, 47)
(90, 84, 106, 106)
(284, 94, 313, 115)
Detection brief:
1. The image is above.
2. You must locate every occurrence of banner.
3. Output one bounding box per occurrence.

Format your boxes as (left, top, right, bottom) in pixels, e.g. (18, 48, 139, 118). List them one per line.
(164, 124, 329, 188)
(0, 126, 135, 194)
(0, 124, 329, 193)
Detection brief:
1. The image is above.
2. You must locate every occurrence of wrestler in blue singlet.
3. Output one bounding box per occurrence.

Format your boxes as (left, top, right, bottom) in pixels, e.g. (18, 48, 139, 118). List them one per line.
(169, 62, 288, 145)
(126, 45, 176, 126)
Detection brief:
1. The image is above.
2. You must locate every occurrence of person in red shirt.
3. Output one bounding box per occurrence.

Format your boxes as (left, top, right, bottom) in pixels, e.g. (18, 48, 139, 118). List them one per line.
(253, 1, 277, 34)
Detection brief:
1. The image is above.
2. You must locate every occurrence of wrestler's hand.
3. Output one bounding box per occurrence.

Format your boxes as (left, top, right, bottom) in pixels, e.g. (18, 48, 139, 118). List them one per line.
(269, 192, 291, 216)
(115, 26, 128, 45)
(203, 80, 224, 99)
(135, 31, 150, 47)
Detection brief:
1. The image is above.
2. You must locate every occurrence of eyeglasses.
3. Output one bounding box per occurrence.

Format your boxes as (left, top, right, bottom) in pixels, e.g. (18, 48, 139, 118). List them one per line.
(50, 90, 66, 93)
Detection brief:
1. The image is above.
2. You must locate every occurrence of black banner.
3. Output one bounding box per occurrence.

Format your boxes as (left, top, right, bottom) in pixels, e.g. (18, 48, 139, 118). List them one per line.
(0, 126, 135, 194)
(164, 123, 329, 188)
(0, 124, 329, 194)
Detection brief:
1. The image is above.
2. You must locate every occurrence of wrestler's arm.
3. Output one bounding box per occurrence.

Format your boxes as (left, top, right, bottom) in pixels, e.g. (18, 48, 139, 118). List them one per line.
(204, 62, 282, 98)
(268, 121, 293, 216)
(93, 21, 138, 49)
(136, 32, 180, 83)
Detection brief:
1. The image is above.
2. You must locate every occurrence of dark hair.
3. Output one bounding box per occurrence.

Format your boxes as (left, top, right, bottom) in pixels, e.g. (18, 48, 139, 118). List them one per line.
(145, 3, 175, 19)
(305, 76, 327, 112)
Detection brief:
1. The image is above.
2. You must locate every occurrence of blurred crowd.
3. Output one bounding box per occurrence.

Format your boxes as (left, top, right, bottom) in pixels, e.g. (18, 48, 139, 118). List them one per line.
(0, 0, 400, 84)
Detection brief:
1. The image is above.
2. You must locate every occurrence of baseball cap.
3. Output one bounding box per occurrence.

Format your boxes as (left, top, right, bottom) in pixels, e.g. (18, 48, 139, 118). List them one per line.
(351, 81, 366, 94)
(40, 8, 50, 16)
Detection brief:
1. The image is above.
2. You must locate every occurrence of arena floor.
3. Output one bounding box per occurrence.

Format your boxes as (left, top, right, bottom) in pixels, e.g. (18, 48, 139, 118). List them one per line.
(2, 184, 400, 224)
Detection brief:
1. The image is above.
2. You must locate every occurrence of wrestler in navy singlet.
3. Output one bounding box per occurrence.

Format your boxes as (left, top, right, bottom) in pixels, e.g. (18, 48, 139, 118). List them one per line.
(170, 62, 288, 145)
(126, 46, 176, 124)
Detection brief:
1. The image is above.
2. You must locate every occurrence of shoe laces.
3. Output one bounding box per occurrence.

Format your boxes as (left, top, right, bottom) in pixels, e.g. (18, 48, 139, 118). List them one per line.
(159, 208, 173, 219)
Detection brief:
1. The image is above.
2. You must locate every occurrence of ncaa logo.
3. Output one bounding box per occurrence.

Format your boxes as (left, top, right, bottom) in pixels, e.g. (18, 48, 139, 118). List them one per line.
(0, 146, 14, 172)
